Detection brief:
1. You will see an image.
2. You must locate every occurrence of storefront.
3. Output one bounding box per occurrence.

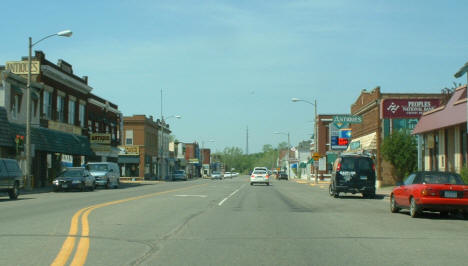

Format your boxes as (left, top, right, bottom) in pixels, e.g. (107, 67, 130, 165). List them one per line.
(118, 145, 140, 177)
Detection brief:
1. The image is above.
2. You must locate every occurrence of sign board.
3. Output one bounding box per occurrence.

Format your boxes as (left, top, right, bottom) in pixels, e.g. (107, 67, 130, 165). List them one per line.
(189, 158, 199, 164)
(90, 133, 111, 144)
(319, 157, 326, 171)
(381, 99, 441, 118)
(312, 152, 320, 161)
(48, 120, 82, 135)
(333, 115, 362, 124)
(338, 138, 349, 146)
(5, 60, 40, 75)
(120, 145, 140, 155)
(339, 129, 352, 139)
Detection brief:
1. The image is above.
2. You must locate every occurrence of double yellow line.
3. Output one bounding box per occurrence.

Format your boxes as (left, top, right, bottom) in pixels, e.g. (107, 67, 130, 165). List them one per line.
(51, 184, 207, 266)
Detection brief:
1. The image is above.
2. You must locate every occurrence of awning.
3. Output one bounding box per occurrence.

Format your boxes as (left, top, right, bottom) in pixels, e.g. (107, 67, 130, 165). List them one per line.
(347, 132, 377, 152)
(91, 145, 120, 158)
(9, 122, 94, 156)
(118, 156, 140, 164)
(412, 86, 467, 135)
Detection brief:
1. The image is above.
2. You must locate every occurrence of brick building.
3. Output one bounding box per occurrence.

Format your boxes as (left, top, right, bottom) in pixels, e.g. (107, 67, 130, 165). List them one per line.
(185, 142, 200, 178)
(349, 86, 444, 186)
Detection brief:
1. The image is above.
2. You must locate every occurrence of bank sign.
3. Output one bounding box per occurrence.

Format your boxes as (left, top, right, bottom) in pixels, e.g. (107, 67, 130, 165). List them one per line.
(381, 99, 441, 118)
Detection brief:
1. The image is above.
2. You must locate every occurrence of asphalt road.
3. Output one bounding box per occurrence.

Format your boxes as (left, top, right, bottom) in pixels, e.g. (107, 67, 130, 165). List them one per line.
(1, 176, 468, 266)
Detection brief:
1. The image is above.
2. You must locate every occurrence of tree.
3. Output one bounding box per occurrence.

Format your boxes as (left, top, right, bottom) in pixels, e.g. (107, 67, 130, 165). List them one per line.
(381, 130, 417, 182)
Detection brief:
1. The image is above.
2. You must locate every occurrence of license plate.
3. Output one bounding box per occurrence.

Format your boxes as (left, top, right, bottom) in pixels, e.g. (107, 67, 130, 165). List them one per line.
(360, 175, 367, 180)
(444, 191, 458, 198)
(62, 184, 68, 188)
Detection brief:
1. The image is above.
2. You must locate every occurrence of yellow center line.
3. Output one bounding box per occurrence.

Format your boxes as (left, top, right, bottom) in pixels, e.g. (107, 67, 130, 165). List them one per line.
(52, 183, 208, 266)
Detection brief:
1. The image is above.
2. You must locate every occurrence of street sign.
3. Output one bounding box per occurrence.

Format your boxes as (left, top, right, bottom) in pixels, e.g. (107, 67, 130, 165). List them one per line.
(312, 152, 320, 161)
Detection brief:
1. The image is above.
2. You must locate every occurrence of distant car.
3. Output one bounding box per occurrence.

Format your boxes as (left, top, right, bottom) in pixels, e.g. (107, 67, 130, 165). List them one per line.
(0, 158, 24, 200)
(172, 170, 188, 181)
(86, 162, 120, 189)
(53, 167, 95, 192)
(250, 170, 270, 186)
(224, 172, 233, 178)
(390, 171, 468, 218)
(329, 153, 376, 198)
(278, 171, 288, 180)
(211, 171, 222, 180)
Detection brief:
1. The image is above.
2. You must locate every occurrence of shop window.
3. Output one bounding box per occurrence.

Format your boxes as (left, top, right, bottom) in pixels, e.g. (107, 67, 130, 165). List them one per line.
(95, 122, 99, 133)
(11, 94, 20, 119)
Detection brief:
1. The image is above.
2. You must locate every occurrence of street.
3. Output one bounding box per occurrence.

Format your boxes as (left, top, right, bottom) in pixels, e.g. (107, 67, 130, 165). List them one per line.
(1, 177, 468, 266)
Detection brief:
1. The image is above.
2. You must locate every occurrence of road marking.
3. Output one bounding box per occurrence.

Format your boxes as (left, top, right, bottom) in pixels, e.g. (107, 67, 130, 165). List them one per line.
(175, 194, 207, 198)
(218, 184, 245, 206)
(51, 183, 207, 266)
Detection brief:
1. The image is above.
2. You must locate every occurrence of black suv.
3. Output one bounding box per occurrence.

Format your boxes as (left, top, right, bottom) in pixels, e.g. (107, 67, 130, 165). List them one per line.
(329, 153, 376, 198)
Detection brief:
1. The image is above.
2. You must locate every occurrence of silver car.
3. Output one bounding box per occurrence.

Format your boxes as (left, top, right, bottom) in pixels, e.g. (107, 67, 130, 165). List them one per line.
(250, 170, 270, 186)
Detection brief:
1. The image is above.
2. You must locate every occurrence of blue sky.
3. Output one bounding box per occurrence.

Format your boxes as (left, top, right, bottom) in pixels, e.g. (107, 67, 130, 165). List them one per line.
(2, 0, 468, 153)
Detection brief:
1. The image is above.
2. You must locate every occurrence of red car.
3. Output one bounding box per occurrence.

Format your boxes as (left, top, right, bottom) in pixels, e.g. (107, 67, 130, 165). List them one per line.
(390, 171, 468, 218)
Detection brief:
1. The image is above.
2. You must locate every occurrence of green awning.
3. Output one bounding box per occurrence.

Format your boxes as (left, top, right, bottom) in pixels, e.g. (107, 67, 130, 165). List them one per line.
(9, 123, 94, 156)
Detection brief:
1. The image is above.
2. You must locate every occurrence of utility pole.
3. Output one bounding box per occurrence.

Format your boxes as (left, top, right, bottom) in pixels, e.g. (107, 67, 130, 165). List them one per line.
(246, 126, 249, 155)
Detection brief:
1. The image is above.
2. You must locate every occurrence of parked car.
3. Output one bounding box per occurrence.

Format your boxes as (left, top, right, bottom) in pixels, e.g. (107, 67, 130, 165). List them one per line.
(224, 172, 233, 178)
(86, 162, 120, 189)
(250, 169, 270, 186)
(211, 171, 223, 180)
(0, 158, 24, 200)
(329, 153, 376, 198)
(172, 170, 188, 181)
(53, 167, 95, 192)
(390, 171, 468, 218)
(278, 171, 288, 180)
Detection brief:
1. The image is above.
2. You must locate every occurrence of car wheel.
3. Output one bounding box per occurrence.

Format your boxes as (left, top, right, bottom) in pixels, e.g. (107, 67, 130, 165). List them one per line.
(329, 184, 335, 197)
(250, 182, 253, 186)
(266, 182, 270, 186)
(462, 211, 468, 220)
(8, 181, 19, 200)
(409, 197, 420, 218)
(390, 194, 400, 213)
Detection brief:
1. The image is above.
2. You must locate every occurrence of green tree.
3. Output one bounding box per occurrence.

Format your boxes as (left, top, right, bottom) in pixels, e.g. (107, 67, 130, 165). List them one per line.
(381, 130, 417, 182)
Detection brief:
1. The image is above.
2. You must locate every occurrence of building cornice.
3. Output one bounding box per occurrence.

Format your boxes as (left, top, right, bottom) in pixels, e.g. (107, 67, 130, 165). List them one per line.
(88, 98, 120, 114)
(41, 65, 93, 94)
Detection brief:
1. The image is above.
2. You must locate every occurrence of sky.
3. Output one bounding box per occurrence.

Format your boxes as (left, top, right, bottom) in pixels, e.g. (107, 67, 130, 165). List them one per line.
(2, 0, 468, 153)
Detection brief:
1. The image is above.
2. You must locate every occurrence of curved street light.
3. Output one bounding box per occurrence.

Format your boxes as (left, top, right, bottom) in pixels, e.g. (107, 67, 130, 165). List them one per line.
(291, 97, 318, 183)
(25, 30, 73, 189)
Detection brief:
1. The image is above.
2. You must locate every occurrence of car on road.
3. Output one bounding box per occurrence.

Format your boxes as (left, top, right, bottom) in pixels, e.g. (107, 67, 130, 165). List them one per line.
(0, 158, 23, 200)
(172, 170, 188, 181)
(86, 162, 120, 189)
(53, 167, 96, 192)
(224, 172, 233, 178)
(250, 169, 270, 186)
(211, 171, 223, 180)
(329, 153, 376, 198)
(253, 167, 268, 172)
(277, 171, 288, 180)
(390, 171, 468, 218)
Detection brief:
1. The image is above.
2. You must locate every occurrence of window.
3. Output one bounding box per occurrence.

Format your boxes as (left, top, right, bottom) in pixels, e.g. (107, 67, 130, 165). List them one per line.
(125, 130, 133, 145)
(106, 125, 110, 134)
(79, 103, 85, 128)
(88, 120, 93, 132)
(68, 100, 75, 125)
(57, 95, 65, 122)
(95, 122, 99, 133)
(403, 173, 416, 185)
(11, 95, 20, 119)
(43, 91, 52, 119)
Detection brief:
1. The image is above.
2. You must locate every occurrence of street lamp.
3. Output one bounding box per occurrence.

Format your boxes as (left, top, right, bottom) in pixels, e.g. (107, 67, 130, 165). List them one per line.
(25, 29, 72, 189)
(273, 131, 291, 180)
(158, 114, 181, 179)
(291, 97, 318, 183)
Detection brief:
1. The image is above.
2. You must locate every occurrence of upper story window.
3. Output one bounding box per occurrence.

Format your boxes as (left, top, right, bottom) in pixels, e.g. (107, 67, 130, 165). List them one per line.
(68, 100, 75, 125)
(79, 103, 85, 128)
(95, 122, 99, 133)
(57, 95, 65, 122)
(11, 94, 20, 120)
(42, 91, 52, 119)
(125, 130, 133, 145)
(88, 120, 92, 132)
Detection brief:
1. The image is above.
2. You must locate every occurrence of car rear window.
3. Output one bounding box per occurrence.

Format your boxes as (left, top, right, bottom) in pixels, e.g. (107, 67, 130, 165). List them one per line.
(174, 170, 185, 174)
(421, 172, 464, 185)
(87, 164, 109, 171)
(253, 170, 266, 174)
(340, 157, 373, 172)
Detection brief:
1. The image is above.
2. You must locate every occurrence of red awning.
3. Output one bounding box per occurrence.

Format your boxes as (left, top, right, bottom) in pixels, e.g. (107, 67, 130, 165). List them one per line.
(412, 86, 467, 135)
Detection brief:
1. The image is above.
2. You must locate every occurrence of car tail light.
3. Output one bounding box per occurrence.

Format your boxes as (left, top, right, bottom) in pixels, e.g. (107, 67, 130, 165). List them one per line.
(266, 175, 269, 178)
(372, 164, 375, 171)
(336, 163, 341, 172)
(421, 188, 438, 197)
(251, 175, 255, 178)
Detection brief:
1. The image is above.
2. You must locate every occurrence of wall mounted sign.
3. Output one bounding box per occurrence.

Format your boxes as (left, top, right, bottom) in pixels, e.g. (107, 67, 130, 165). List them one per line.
(90, 133, 111, 144)
(381, 99, 442, 118)
(6, 61, 40, 75)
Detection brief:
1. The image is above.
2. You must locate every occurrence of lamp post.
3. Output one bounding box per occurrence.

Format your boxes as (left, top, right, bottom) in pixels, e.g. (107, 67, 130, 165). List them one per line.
(291, 97, 318, 183)
(25, 30, 72, 189)
(273, 131, 291, 180)
(159, 115, 181, 179)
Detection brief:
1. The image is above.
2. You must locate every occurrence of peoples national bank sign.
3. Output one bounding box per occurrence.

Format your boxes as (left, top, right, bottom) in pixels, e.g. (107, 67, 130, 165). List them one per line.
(381, 99, 442, 119)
